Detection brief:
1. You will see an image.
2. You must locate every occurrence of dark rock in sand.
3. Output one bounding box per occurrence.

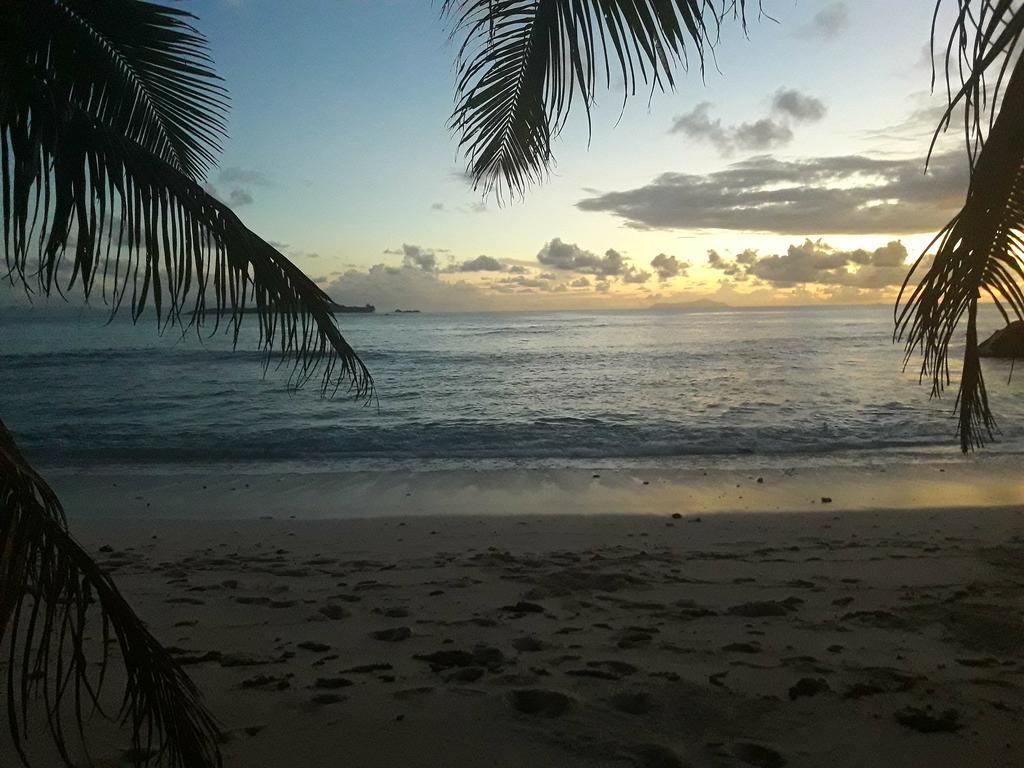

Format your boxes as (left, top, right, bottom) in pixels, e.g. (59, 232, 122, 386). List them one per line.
(894, 707, 962, 733)
(732, 742, 787, 768)
(297, 641, 331, 653)
(371, 626, 412, 642)
(978, 320, 1024, 358)
(788, 677, 830, 700)
(509, 689, 573, 717)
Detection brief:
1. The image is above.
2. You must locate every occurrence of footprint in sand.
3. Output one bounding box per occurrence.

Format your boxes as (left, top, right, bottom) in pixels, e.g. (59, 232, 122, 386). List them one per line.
(629, 744, 686, 768)
(370, 627, 412, 642)
(732, 742, 787, 767)
(611, 691, 655, 714)
(509, 689, 573, 717)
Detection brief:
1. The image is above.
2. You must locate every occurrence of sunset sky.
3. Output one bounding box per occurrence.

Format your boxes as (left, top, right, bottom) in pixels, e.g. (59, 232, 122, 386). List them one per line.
(131, 2, 971, 310)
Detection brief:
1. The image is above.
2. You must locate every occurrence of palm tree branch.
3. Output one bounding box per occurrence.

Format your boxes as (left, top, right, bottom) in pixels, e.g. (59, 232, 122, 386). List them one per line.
(1, 86, 373, 399)
(898, 37, 1024, 451)
(4, 0, 229, 180)
(443, 0, 748, 200)
(1, 422, 223, 767)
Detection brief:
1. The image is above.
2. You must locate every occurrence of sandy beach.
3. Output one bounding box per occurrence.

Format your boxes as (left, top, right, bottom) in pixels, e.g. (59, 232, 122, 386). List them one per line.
(6, 465, 1023, 767)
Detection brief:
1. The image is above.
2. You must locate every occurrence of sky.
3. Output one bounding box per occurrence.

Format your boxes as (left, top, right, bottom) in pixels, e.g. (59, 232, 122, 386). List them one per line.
(41, 0, 979, 312)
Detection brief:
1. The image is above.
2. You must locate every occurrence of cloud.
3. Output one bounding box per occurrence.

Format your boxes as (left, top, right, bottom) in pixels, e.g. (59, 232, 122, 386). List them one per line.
(771, 88, 827, 122)
(707, 239, 914, 289)
(650, 253, 687, 281)
(324, 264, 483, 312)
(218, 167, 272, 187)
(385, 243, 439, 273)
(451, 254, 504, 272)
(804, 2, 848, 40)
(622, 268, 652, 284)
(671, 103, 792, 155)
(227, 188, 254, 207)
(576, 151, 967, 235)
(430, 202, 445, 211)
(671, 89, 824, 156)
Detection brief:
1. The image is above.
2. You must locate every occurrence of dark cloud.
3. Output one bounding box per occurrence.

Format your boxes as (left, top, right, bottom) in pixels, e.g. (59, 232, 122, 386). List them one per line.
(384, 244, 439, 272)
(536, 239, 653, 284)
(671, 89, 824, 156)
(732, 118, 793, 151)
(805, 2, 848, 40)
(708, 239, 914, 289)
(671, 103, 792, 155)
(650, 253, 687, 281)
(451, 254, 504, 272)
(771, 88, 827, 122)
(576, 151, 966, 235)
(537, 239, 624, 277)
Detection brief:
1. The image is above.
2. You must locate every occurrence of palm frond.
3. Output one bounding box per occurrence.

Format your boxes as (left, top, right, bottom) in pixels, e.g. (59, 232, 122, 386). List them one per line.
(1, 67, 372, 399)
(897, 20, 1024, 451)
(4, 0, 228, 180)
(929, 0, 1024, 170)
(0, 422, 222, 767)
(443, 0, 749, 201)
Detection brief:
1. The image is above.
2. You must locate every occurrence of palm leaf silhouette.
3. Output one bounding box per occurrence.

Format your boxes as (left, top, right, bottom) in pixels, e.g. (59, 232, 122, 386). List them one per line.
(897, 1, 1024, 451)
(1, 422, 221, 767)
(443, 0, 749, 200)
(2, 1, 371, 765)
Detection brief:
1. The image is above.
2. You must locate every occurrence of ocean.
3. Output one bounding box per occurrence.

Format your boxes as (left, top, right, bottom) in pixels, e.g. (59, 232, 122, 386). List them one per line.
(3, 304, 1023, 473)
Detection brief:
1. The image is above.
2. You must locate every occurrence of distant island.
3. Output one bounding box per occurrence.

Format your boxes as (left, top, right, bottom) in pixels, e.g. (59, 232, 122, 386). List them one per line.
(393, 309, 421, 314)
(327, 302, 375, 313)
(649, 299, 731, 312)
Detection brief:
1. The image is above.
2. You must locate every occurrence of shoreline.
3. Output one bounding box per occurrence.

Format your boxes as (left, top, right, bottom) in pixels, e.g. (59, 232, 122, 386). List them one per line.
(44, 457, 1024, 520)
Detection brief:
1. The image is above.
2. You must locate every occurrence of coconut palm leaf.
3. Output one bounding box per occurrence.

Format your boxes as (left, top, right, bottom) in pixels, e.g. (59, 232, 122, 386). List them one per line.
(6, 0, 228, 180)
(897, 1, 1024, 451)
(443, 0, 749, 200)
(1, 422, 222, 767)
(2, 2, 371, 766)
(1, 0, 372, 396)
